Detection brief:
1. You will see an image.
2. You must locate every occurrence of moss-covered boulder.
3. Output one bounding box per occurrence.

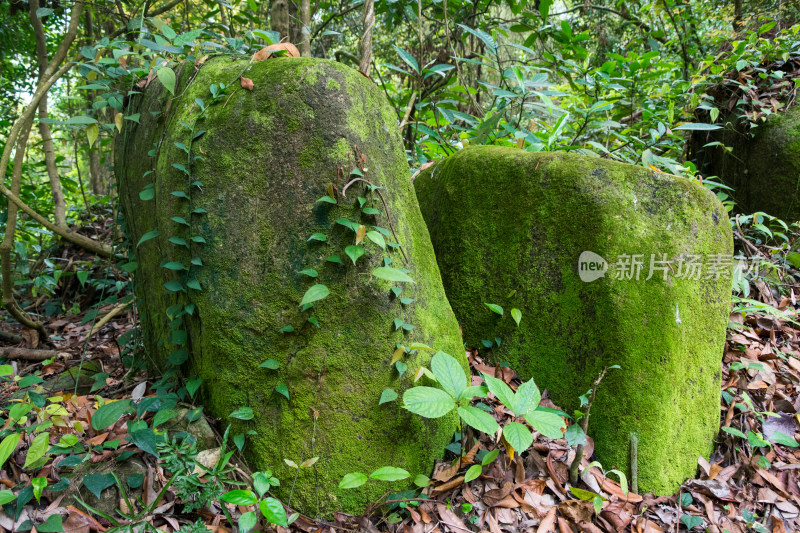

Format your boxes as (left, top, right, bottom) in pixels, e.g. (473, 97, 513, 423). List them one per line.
(690, 107, 800, 221)
(415, 146, 732, 495)
(115, 57, 465, 516)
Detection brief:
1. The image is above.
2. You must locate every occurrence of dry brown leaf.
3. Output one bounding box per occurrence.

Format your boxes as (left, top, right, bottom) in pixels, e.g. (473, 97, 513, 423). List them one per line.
(252, 43, 301, 61)
(536, 507, 557, 533)
(240, 77, 254, 91)
(557, 499, 594, 523)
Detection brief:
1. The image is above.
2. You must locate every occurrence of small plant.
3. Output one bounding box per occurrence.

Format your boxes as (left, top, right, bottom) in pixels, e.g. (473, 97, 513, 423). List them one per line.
(402, 351, 565, 457)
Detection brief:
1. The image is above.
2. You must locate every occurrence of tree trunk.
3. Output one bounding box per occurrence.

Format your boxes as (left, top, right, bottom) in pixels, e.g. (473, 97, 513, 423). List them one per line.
(358, 0, 374, 75)
(30, 0, 67, 228)
(270, 0, 290, 40)
(300, 0, 311, 56)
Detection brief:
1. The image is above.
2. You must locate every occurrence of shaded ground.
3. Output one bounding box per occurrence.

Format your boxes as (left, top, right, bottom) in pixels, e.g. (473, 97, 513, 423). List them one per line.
(0, 219, 798, 533)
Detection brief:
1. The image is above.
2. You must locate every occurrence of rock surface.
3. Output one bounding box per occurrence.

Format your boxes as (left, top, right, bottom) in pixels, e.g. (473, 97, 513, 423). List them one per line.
(115, 57, 464, 515)
(690, 107, 800, 221)
(415, 146, 732, 495)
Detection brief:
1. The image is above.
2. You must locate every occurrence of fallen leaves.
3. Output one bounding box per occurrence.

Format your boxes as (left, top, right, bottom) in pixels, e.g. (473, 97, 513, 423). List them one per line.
(251, 42, 301, 61)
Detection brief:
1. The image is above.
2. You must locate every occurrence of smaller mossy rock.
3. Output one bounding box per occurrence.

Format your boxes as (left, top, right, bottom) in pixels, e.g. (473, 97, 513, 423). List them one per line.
(689, 107, 800, 222)
(115, 57, 464, 516)
(415, 146, 732, 495)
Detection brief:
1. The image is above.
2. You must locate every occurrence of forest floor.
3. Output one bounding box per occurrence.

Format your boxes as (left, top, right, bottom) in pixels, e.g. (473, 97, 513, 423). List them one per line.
(0, 221, 798, 533)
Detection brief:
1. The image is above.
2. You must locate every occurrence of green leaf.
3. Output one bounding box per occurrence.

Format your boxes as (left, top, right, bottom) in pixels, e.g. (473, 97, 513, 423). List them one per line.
(308, 233, 327, 242)
(770, 431, 799, 447)
(36, 7, 54, 17)
(86, 124, 99, 148)
(230, 407, 254, 420)
(65, 115, 97, 125)
(673, 122, 721, 131)
(260, 359, 280, 369)
(525, 409, 566, 439)
(327, 255, 344, 265)
(37, 514, 64, 533)
(485, 303, 504, 315)
(431, 351, 466, 399)
(222, 490, 258, 505)
(136, 230, 160, 247)
(32, 477, 47, 503)
(481, 449, 500, 466)
(367, 231, 386, 249)
(92, 399, 134, 431)
(379, 388, 398, 404)
(0, 433, 22, 467)
(82, 473, 115, 499)
(152, 409, 177, 428)
(482, 373, 516, 410)
(239, 511, 257, 533)
(345, 245, 364, 265)
(300, 284, 330, 307)
(393, 46, 420, 73)
(511, 308, 522, 326)
(464, 464, 482, 483)
(0, 490, 16, 505)
(139, 188, 155, 201)
(162, 262, 186, 271)
(457, 24, 498, 53)
(164, 281, 184, 292)
(680, 514, 703, 529)
(457, 405, 499, 435)
(259, 497, 288, 526)
(339, 472, 368, 489)
(370, 466, 410, 482)
(275, 384, 290, 399)
(721, 426, 746, 439)
(157, 67, 177, 95)
(502, 422, 533, 454)
(316, 195, 337, 204)
(570, 486, 602, 500)
(372, 266, 415, 283)
(403, 387, 455, 418)
(298, 268, 318, 277)
(513, 378, 541, 416)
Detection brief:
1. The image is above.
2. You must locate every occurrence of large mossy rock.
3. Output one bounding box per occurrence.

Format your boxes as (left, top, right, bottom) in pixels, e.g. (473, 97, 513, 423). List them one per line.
(115, 57, 465, 516)
(690, 107, 800, 222)
(415, 146, 732, 495)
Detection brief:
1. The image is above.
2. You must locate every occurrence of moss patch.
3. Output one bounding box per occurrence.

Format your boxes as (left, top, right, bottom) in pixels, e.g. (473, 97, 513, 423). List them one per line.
(415, 146, 732, 495)
(690, 107, 800, 221)
(116, 57, 464, 516)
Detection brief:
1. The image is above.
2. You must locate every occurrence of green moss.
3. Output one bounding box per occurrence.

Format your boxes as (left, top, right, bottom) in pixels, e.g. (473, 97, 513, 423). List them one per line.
(326, 78, 341, 91)
(415, 146, 732, 496)
(116, 57, 464, 517)
(690, 106, 800, 221)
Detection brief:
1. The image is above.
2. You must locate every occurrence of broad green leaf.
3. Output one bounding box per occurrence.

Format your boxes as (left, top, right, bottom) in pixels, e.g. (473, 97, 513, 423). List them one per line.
(525, 409, 566, 439)
(0, 490, 15, 505)
(770, 431, 799, 447)
(672, 122, 721, 131)
(457, 24, 498, 53)
(157, 66, 177, 95)
(457, 406, 499, 435)
(259, 497, 288, 526)
(513, 378, 541, 416)
(511, 308, 522, 326)
(393, 46, 419, 73)
(379, 388, 398, 404)
(502, 422, 533, 454)
(136, 230, 160, 247)
(464, 464, 482, 483)
(230, 407, 254, 420)
(570, 487, 602, 501)
(86, 124, 99, 148)
(82, 473, 114, 499)
(37, 514, 63, 533)
(403, 386, 455, 418)
(482, 373, 516, 410)
(367, 231, 386, 249)
(0, 433, 21, 468)
(721, 426, 746, 439)
(91, 399, 134, 431)
(485, 303, 504, 315)
(345, 245, 364, 265)
(370, 466, 410, 481)
(481, 449, 500, 466)
(32, 477, 47, 503)
(221, 489, 257, 505)
(372, 266, 414, 283)
(260, 359, 280, 369)
(299, 284, 329, 307)
(431, 351, 467, 399)
(239, 511, 257, 533)
(339, 472, 368, 489)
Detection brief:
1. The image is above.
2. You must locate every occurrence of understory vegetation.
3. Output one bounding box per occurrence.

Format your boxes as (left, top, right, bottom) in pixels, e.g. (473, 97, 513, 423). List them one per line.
(1, 0, 800, 532)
